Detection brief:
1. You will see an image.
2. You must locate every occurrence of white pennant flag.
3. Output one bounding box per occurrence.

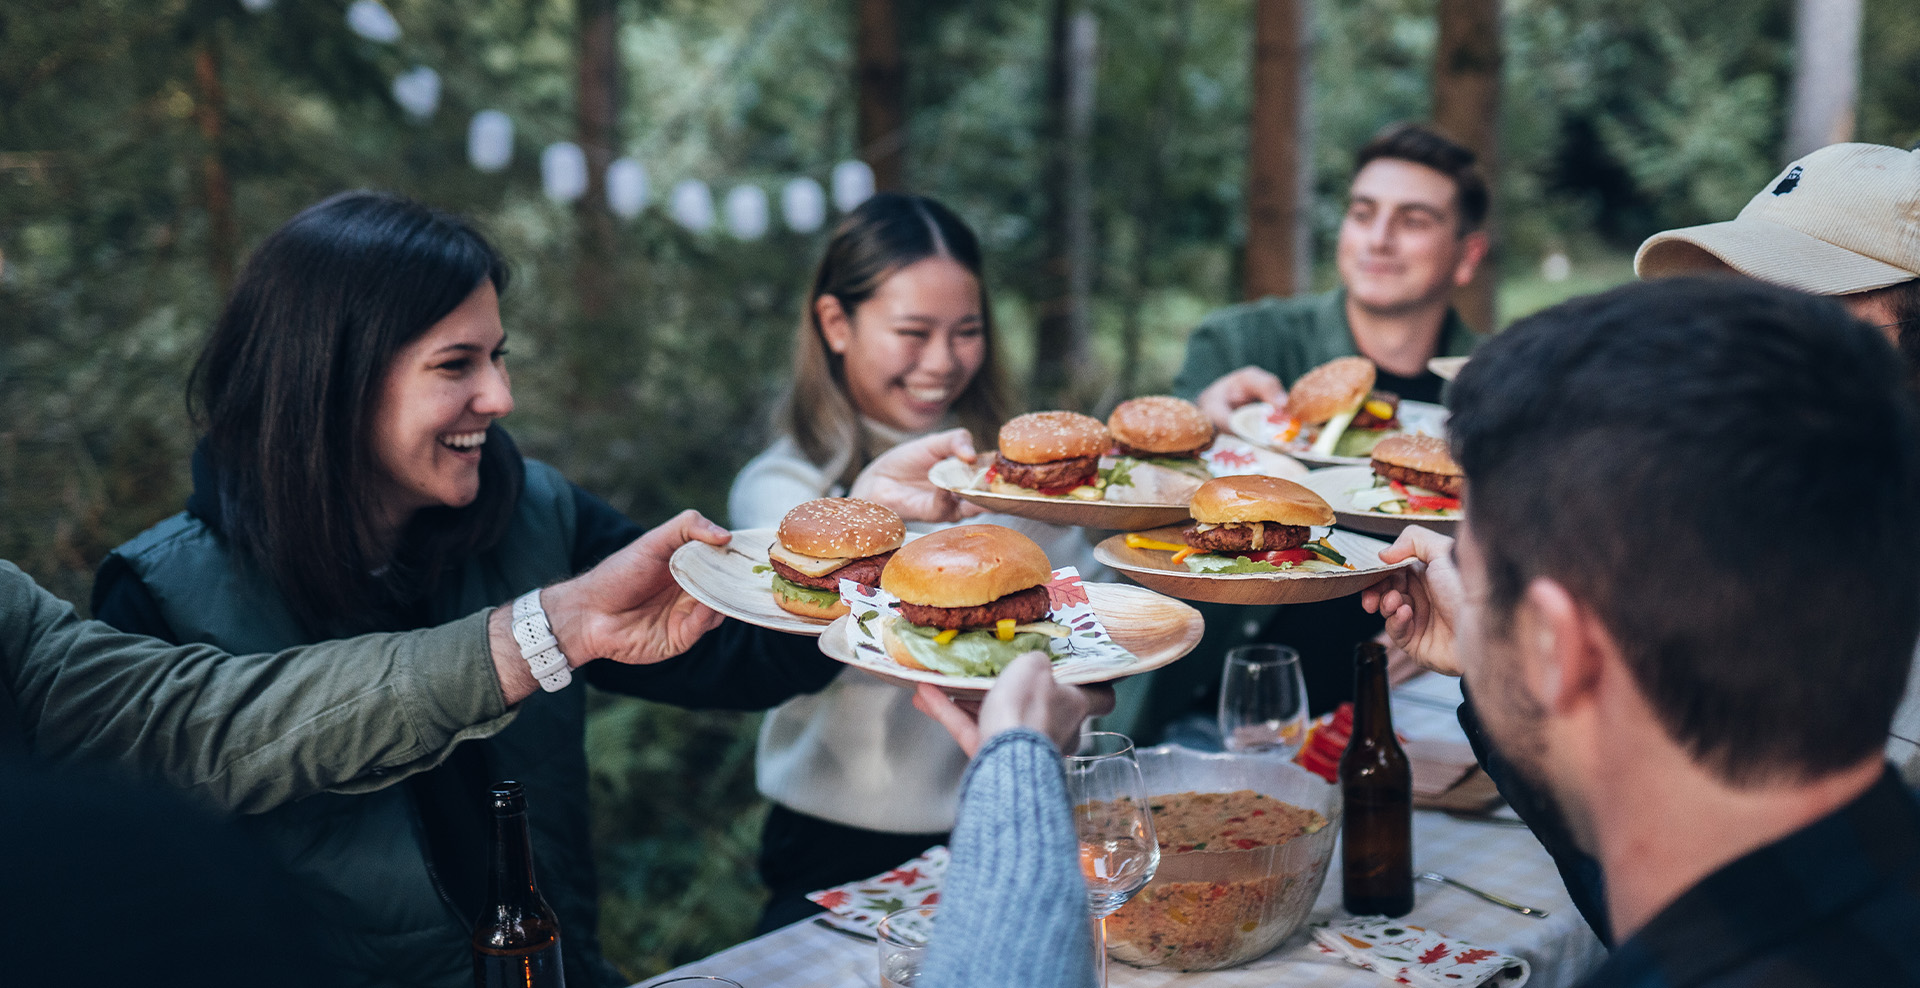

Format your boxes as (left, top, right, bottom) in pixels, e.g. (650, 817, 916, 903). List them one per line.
(391, 66, 440, 121)
(346, 0, 402, 43)
(606, 158, 649, 219)
(831, 160, 875, 212)
(725, 185, 770, 240)
(467, 111, 514, 173)
(670, 180, 715, 233)
(541, 142, 589, 203)
(781, 177, 827, 233)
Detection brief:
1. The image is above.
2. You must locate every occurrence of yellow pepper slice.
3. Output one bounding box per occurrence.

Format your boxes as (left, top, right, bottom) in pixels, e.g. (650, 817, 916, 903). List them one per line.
(1124, 533, 1188, 553)
(934, 629, 959, 645)
(1363, 398, 1394, 421)
(995, 618, 1017, 641)
(1280, 418, 1302, 442)
(1171, 547, 1199, 564)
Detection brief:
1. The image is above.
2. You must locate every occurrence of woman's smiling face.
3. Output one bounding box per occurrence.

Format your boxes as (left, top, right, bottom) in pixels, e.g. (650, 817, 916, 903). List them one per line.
(367, 280, 514, 535)
(821, 255, 986, 434)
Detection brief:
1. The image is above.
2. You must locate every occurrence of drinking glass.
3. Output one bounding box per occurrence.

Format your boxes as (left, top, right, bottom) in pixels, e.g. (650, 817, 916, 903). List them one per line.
(877, 905, 936, 988)
(1067, 731, 1159, 987)
(1218, 644, 1309, 755)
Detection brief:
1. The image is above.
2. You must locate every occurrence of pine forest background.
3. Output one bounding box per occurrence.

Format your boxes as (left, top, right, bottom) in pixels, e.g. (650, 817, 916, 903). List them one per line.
(5, 0, 1920, 979)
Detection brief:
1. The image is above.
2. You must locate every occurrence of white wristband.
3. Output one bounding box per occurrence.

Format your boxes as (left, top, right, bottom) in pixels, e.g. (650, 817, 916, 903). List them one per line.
(511, 589, 573, 692)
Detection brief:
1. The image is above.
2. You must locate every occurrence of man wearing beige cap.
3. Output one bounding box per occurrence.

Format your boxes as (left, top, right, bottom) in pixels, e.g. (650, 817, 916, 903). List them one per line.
(1635, 142, 1920, 369)
(1635, 142, 1920, 779)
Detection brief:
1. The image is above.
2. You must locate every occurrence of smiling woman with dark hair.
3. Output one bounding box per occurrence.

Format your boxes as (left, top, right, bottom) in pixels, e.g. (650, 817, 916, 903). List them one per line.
(90, 190, 839, 988)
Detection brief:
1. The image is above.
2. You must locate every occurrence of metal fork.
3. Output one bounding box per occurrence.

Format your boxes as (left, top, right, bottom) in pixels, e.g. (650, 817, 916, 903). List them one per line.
(1417, 872, 1550, 919)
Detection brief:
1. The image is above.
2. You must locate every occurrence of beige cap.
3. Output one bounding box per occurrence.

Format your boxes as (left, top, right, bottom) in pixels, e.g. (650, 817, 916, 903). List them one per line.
(1634, 143, 1920, 295)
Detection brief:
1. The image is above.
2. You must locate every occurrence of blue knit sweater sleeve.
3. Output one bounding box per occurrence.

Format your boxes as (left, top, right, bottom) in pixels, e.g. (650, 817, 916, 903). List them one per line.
(923, 727, 1098, 988)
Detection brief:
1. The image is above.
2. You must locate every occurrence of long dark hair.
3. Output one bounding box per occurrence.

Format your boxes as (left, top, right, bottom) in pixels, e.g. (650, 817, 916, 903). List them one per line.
(189, 191, 521, 634)
(779, 193, 1015, 487)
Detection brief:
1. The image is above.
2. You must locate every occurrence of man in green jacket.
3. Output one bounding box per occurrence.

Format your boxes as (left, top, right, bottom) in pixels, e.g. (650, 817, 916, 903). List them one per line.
(1173, 122, 1491, 428)
(0, 509, 732, 813)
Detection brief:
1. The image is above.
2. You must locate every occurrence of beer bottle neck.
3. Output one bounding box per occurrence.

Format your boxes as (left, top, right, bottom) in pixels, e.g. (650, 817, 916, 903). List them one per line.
(487, 802, 541, 910)
(1351, 646, 1393, 739)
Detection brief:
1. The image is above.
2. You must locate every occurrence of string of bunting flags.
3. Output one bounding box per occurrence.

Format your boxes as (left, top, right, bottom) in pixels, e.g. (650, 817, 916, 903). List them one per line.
(243, 0, 874, 238)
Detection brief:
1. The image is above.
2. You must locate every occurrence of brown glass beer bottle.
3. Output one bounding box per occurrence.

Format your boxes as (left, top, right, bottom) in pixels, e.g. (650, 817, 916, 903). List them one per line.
(472, 782, 566, 988)
(1340, 642, 1413, 916)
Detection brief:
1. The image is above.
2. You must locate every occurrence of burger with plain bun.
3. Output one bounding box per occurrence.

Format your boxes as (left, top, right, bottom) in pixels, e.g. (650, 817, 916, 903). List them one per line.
(1348, 434, 1463, 515)
(766, 498, 906, 620)
(878, 525, 1068, 675)
(986, 411, 1110, 499)
(1176, 475, 1349, 573)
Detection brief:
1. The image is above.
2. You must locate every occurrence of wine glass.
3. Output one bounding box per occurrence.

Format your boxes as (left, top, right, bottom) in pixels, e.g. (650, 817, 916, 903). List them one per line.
(1066, 731, 1159, 988)
(1218, 644, 1309, 755)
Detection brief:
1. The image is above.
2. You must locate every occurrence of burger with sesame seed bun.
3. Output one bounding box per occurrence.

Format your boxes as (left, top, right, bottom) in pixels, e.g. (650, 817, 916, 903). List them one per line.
(1347, 434, 1463, 515)
(1103, 396, 1217, 502)
(765, 498, 906, 620)
(1177, 475, 1351, 573)
(986, 411, 1111, 499)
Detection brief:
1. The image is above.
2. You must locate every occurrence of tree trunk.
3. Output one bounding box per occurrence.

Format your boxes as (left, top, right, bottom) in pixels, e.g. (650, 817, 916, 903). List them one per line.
(575, 0, 620, 320)
(1431, 0, 1501, 333)
(1032, 5, 1098, 410)
(192, 38, 236, 295)
(1244, 0, 1312, 302)
(1786, 0, 1861, 159)
(856, 0, 906, 191)
(1110, 0, 1194, 407)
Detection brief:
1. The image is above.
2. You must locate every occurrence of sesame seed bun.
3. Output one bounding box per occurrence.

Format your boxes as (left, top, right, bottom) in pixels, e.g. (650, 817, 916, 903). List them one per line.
(1369, 435, 1461, 477)
(776, 498, 906, 559)
(1283, 357, 1376, 424)
(997, 411, 1111, 464)
(1106, 396, 1214, 454)
(879, 525, 1052, 608)
(1188, 475, 1335, 527)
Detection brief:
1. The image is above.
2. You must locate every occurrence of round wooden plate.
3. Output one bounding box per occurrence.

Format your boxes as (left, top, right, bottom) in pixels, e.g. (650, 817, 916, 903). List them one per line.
(1228, 400, 1450, 469)
(669, 528, 921, 637)
(1298, 465, 1462, 539)
(926, 440, 1305, 532)
(928, 456, 1194, 531)
(1428, 355, 1469, 381)
(817, 583, 1204, 695)
(1092, 526, 1411, 605)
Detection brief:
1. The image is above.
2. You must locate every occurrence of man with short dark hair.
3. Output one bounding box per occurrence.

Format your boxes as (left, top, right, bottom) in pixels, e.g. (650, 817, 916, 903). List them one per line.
(1175, 121, 1491, 426)
(1367, 277, 1920, 984)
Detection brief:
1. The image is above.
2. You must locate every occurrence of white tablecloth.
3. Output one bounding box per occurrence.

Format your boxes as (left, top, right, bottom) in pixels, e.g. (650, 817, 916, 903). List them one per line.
(633, 674, 1608, 988)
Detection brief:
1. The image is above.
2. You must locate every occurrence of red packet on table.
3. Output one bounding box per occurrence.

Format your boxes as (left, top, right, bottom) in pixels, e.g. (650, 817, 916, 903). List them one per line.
(806, 846, 948, 937)
(1313, 916, 1529, 988)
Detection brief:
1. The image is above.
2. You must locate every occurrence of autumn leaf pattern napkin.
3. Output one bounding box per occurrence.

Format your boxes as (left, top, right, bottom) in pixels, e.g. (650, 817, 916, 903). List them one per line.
(1313, 916, 1529, 987)
(806, 845, 948, 937)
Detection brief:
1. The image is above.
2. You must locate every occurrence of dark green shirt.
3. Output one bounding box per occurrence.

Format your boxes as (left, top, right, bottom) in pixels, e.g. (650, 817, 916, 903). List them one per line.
(1171, 288, 1481, 401)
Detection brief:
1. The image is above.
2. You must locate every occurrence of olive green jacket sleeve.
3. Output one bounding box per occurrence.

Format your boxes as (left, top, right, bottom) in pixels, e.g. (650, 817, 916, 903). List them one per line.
(0, 560, 517, 815)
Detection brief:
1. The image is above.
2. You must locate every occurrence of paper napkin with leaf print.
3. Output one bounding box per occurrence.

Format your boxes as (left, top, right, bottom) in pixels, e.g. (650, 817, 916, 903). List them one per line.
(806, 845, 948, 937)
(1313, 916, 1529, 988)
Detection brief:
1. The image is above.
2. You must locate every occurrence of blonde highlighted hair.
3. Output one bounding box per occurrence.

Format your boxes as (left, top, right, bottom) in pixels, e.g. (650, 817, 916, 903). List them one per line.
(779, 193, 1015, 487)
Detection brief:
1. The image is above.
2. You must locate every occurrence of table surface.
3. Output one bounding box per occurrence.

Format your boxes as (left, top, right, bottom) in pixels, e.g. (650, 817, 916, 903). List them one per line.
(632, 674, 1608, 988)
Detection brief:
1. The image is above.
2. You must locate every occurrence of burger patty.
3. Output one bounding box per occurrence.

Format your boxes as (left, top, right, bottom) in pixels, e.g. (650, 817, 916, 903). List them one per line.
(992, 453, 1099, 491)
(1182, 522, 1309, 554)
(1372, 461, 1463, 499)
(1114, 441, 1205, 460)
(897, 584, 1051, 631)
(1351, 390, 1401, 430)
(769, 550, 894, 591)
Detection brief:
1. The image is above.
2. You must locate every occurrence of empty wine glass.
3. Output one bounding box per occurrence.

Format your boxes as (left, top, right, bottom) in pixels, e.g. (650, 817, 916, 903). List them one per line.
(1218, 644, 1309, 755)
(1067, 731, 1159, 987)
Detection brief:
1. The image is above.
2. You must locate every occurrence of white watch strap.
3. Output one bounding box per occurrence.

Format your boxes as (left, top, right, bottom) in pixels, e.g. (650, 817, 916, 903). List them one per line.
(511, 589, 573, 692)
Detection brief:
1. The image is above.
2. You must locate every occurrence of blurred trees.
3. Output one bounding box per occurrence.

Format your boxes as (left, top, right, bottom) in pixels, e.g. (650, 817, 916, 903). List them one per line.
(5, 0, 1920, 978)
